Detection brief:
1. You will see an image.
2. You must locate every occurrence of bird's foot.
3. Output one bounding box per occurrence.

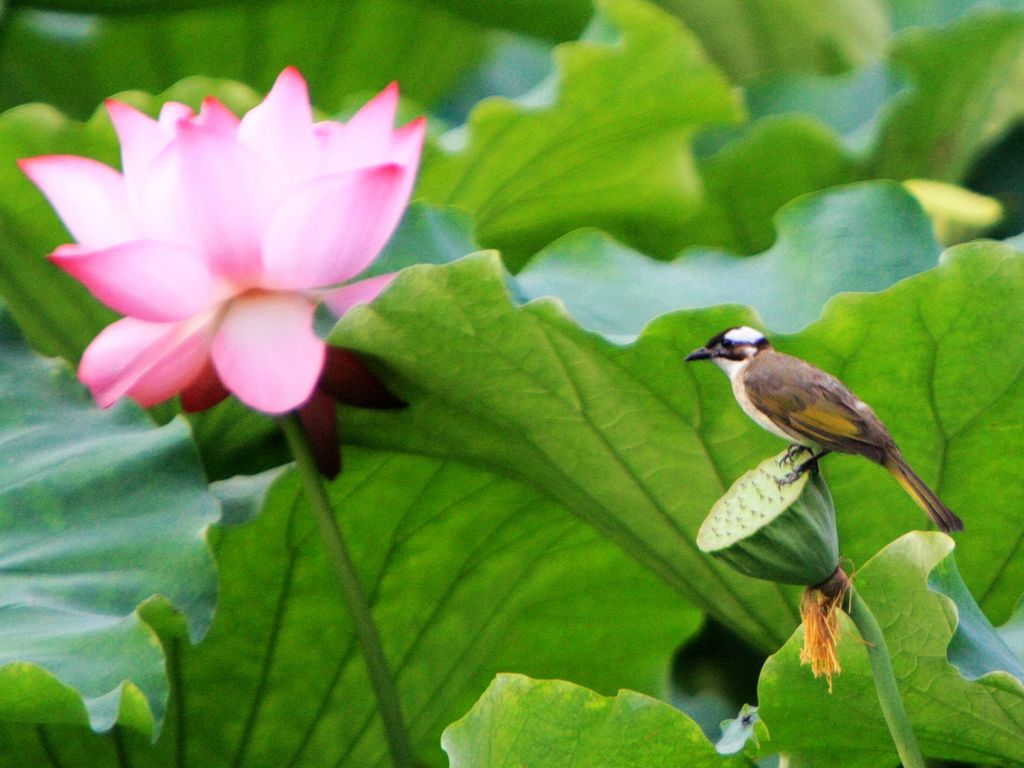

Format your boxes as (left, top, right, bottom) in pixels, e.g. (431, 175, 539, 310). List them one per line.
(776, 469, 804, 487)
(775, 451, 827, 487)
(780, 444, 811, 466)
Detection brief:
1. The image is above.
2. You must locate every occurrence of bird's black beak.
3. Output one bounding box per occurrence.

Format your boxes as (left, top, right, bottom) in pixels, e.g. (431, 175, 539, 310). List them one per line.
(685, 347, 712, 362)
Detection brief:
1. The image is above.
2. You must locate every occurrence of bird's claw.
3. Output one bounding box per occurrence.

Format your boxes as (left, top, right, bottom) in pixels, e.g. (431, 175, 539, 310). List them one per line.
(775, 470, 803, 487)
(779, 444, 810, 466)
(775, 452, 823, 486)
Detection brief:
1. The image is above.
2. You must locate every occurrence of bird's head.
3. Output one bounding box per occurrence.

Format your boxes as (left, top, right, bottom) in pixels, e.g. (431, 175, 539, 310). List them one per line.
(685, 326, 771, 377)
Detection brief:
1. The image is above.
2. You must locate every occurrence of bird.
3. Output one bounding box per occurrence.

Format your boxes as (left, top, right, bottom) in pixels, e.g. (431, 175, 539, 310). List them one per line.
(684, 326, 963, 532)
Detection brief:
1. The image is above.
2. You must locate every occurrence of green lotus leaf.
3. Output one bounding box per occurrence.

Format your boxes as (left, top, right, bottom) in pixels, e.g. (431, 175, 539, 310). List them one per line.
(514, 182, 939, 337)
(657, 0, 888, 83)
(743, 63, 906, 154)
(874, 12, 1024, 182)
(0, 0, 486, 119)
(681, 116, 860, 255)
(998, 598, 1024, 661)
(419, 0, 741, 266)
(759, 532, 1024, 766)
(6, 0, 591, 41)
(442, 674, 752, 767)
(327, 238, 1024, 651)
(0, 307, 219, 737)
(0, 446, 700, 766)
(888, 0, 1024, 33)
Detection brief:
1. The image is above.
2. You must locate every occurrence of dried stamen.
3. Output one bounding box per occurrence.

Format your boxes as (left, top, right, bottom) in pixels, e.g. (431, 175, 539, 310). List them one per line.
(799, 566, 851, 692)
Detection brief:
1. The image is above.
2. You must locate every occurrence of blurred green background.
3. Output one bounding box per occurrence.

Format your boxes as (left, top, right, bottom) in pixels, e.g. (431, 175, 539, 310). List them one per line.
(2, 1, 1024, 766)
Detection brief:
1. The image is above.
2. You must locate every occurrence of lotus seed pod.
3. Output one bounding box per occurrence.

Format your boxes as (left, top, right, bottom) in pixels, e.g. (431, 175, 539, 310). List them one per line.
(697, 449, 839, 585)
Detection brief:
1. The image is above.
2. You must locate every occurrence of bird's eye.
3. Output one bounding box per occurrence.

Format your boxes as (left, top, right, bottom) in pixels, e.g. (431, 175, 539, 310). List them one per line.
(721, 338, 734, 348)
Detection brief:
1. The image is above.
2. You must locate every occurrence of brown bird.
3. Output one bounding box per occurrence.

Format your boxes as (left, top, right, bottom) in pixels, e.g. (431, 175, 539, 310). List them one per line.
(685, 326, 963, 532)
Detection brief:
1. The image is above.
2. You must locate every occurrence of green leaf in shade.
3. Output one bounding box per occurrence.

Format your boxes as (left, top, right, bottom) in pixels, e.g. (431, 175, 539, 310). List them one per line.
(184, 397, 283, 483)
(514, 182, 940, 337)
(0, 0, 486, 119)
(758, 532, 1024, 767)
(419, 0, 741, 267)
(998, 597, 1024, 660)
(364, 203, 478, 278)
(435, 33, 556, 126)
(0, 447, 702, 766)
(711, 10, 1024, 196)
(929, 549, 1024, 687)
(968, 122, 1024, 239)
(887, 0, 1024, 32)
(680, 116, 860, 255)
(10, 0, 256, 9)
(744, 63, 907, 154)
(428, 0, 868, 264)
(0, 307, 219, 737)
(329, 239, 1024, 652)
(441, 674, 751, 767)
(654, 0, 889, 84)
(415, 0, 592, 40)
(9, 0, 592, 41)
(873, 12, 1024, 182)
(207, 467, 283, 527)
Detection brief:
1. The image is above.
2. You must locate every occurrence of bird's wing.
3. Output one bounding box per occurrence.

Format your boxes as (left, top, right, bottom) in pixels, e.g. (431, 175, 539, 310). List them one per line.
(744, 353, 890, 461)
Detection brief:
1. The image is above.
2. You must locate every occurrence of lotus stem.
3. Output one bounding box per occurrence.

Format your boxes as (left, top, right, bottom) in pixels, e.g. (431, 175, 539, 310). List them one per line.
(846, 585, 924, 768)
(279, 414, 415, 768)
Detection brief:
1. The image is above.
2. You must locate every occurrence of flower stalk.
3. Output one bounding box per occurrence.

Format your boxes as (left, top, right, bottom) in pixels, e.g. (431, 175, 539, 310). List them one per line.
(846, 584, 925, 768)
(279, 414, 415, 768)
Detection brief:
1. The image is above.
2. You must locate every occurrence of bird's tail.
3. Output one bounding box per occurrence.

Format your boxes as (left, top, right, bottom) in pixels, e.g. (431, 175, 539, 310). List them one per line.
(885, 454, 963, 533)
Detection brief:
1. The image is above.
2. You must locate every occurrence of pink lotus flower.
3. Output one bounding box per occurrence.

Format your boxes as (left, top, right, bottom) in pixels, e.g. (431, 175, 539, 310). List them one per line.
(21, 67, 424, 417)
